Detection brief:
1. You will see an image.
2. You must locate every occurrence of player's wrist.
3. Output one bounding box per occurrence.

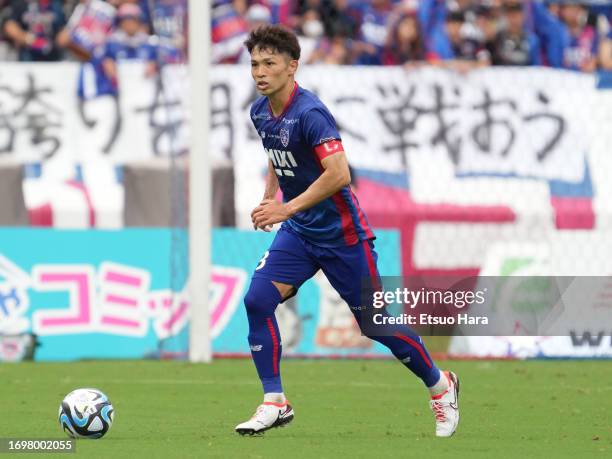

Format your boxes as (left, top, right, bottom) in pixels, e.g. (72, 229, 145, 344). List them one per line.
(284, 202, 297, 217)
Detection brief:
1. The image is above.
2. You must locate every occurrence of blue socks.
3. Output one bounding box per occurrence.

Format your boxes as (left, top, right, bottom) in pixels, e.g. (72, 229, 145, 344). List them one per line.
(244, 278, 283, 393)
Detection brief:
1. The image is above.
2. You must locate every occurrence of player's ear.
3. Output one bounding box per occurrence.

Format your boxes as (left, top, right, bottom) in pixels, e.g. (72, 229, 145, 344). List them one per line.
(287, 59, 298, 77)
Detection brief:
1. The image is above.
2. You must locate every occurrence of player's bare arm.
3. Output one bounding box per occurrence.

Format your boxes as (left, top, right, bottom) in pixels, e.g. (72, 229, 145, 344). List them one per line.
(251, 160, 280, 231)
(251, 150, 351, 229)
(262, 160, 280, 200)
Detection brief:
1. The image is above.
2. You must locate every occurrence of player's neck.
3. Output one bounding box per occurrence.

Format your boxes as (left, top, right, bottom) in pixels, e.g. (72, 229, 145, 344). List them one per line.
(268, 79, 296, 117)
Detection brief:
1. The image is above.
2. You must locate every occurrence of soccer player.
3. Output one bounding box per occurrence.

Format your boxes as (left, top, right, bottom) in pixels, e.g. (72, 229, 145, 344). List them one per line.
(235, 25, 460, 437)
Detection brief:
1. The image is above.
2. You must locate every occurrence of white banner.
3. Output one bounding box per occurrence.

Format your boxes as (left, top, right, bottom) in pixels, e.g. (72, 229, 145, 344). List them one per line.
(0, 63, 188, 173)
(0, 64, 595, 181)
(217, 66, 594, 182)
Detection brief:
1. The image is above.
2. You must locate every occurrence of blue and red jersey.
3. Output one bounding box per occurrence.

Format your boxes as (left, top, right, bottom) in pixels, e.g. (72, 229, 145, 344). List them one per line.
(250, 83, 375, 248)
(103, 30, 157, 61)
(563, 25, 598, 71)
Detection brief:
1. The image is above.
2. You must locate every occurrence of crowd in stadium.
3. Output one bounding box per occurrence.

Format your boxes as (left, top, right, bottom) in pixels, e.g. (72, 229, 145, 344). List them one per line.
(0, 0, 611, 72)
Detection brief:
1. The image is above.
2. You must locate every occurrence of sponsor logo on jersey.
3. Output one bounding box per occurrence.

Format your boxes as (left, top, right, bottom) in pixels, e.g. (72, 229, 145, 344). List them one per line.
(280, 128, 290, 148)
(250, 344, 263, 352)
(265, 148, 298, 177)
(252, 114, 271, 121)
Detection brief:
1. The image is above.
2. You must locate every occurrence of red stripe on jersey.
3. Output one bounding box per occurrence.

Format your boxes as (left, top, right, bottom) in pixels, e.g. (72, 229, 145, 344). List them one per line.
(269, 82, 298, 119)
(350, 191, 375, 239)
(314, 140, 343, 160)
(330, 191, 359, 246)
(313, 154, 359, 245)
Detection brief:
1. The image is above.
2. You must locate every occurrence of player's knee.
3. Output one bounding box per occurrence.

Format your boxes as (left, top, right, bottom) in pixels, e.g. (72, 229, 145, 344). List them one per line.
(271, 281, 295, 300)
(244, 278, 283, 317)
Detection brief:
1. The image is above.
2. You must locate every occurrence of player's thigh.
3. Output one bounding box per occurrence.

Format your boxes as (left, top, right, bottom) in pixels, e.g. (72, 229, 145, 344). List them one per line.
(252, 228, 319, 300)
(318, 239, 380, 308)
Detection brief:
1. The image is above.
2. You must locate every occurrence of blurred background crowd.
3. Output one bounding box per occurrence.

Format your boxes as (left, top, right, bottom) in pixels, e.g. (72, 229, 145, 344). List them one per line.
(0, 0, 611, 73)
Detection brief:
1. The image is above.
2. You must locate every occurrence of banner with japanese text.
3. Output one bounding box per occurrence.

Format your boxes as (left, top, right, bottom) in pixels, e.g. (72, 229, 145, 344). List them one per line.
(0, 63, 599, 179)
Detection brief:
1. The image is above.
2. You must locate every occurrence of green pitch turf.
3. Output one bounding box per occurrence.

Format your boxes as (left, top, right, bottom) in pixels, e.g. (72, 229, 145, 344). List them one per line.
(1, 359, 610, 458)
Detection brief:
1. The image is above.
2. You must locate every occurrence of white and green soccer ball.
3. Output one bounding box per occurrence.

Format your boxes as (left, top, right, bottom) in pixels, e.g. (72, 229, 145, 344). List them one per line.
(58, 388, 114, 439)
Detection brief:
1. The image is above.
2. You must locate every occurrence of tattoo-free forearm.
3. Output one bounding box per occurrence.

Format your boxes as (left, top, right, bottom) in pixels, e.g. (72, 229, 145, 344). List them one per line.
(285, 168, 349, 216)
(263, 161, 280, 200)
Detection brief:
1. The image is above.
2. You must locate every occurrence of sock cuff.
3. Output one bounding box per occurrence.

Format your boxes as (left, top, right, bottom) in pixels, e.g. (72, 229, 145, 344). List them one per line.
(262, 401, 288, 407)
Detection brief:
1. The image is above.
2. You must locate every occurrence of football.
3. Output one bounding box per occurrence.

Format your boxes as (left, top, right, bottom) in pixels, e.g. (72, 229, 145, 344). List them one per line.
(58, 388, 114, 439)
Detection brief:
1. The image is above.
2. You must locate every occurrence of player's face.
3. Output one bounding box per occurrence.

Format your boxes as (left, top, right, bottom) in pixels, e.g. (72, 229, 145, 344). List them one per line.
(250, 47, 297, 97)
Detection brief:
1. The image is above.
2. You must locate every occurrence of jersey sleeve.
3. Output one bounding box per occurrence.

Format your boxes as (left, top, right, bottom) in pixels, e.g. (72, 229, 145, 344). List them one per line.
(301, 107, 343, 160)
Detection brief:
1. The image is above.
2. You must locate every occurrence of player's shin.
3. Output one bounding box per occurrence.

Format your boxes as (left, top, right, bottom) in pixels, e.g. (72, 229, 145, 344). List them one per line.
(373, 329, 441, 387)
(356, 308, 441, 387)
(244, 278, 284, 396)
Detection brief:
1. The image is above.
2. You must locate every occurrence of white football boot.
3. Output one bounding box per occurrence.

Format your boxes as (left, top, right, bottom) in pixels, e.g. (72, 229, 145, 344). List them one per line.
(429, 371, 460, 437)
(235, 401, 294, 435)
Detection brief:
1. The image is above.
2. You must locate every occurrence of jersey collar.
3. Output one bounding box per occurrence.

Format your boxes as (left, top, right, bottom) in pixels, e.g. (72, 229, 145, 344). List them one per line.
(268, 82, 298, 120)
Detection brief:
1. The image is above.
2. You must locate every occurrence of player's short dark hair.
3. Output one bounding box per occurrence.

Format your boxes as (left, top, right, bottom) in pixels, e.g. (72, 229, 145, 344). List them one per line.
(245, 25, 301, 61)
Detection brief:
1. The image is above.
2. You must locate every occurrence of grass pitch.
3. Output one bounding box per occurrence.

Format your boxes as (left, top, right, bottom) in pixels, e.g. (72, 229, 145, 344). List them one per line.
(1, 359, 610, 458)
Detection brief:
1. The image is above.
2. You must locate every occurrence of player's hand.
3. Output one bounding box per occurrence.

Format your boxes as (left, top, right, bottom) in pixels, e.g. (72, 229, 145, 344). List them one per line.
(250, 202, 274, 232)
(252, 199, 292, 231)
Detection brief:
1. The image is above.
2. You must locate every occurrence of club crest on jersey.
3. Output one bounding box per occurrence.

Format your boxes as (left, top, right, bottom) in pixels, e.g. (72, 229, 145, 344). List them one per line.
(280, 128, 290, 147)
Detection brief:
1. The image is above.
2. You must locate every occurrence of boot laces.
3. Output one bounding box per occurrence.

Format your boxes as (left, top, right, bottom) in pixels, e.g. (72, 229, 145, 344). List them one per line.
(430, 400, 447, 422)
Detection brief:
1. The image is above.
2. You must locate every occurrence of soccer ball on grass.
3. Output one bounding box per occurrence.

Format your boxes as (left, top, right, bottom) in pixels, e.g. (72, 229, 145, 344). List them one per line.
(58, 388, 114, 439)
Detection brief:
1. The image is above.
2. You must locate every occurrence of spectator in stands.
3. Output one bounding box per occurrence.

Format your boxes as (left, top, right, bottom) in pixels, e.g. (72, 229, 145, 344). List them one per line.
(474, 2, 499, 59)
(3, 0, 67, 61)
(322, 0, 360, 39)
(211, 0, 248, 63)
(256, 0, 300, 29)
(246, 4, 273, 31)
(353, 0, 393, 65)
(492, 0, 541, 66)
(382, 10, 425, 66)
(559, 2, 598, 72)
(418, 0, 448, 48)
(428, 8, 491, 72)
(296, 7, 324, 62)
(237, 4, 272, 63)
(0, 0, 17, 60)
(306, 22, 353, 64)
(547, 1, 560, 18)
(231, 0, 248, 15)
(300, 7, 325, 39)
(143, 0, 187, 62)
(102, 4, 157, 82)
(525, 0, 567, 68)
(107, 0, 152, 29)
(598, 28, 612, 70)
